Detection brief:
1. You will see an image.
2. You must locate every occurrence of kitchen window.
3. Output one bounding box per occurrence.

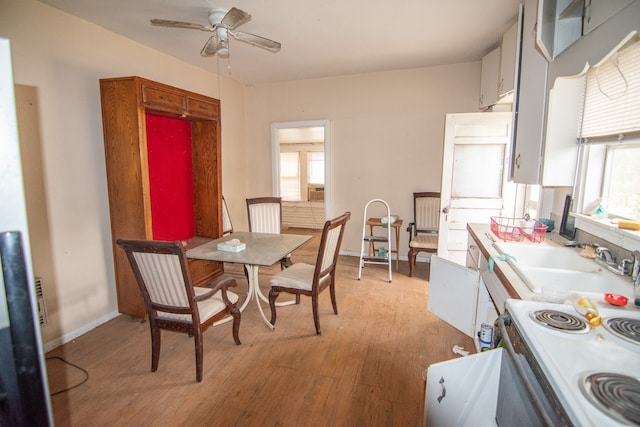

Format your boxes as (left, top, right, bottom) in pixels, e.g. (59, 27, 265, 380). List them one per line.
(601, 142, 640, 220)
(575, 32, 640, 223)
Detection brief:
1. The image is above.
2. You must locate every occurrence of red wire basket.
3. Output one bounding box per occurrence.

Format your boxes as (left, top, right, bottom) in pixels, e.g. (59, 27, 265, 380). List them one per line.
(490, 217, 547, 243)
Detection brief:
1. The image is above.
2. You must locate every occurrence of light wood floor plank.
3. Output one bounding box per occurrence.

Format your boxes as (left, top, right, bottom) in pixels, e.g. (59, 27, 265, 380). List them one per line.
(46, 229, 473, 426)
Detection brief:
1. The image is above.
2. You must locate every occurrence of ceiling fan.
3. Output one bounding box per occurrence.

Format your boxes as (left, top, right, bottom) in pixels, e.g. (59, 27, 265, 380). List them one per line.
(151, 7, 281, 57)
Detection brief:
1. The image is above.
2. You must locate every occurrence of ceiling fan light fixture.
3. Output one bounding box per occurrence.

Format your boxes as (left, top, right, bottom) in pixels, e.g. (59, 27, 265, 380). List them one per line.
(217, 39, 229, 56)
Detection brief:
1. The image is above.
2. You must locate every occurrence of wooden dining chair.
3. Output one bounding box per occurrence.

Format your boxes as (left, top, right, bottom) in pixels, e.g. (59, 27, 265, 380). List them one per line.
(407, 192, 441, 278)
(222, 196, 234, 236)
(268, 212, 351, 335)
(246, 196, 292, 268)
(116, 239, 241, 382)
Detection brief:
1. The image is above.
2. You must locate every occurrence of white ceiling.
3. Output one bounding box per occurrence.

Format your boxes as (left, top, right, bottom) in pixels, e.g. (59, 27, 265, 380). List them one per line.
(37, 0, 521, 85)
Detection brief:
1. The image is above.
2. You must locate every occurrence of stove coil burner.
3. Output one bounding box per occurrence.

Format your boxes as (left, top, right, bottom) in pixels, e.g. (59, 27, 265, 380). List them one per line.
(530, 309, 589, 333)
(581, 372, 640, 425)
(603, 317, 640, 345)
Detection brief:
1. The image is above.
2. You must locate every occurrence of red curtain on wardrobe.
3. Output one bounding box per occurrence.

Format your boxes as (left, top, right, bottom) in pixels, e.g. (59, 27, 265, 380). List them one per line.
(145, 114, 195, 240)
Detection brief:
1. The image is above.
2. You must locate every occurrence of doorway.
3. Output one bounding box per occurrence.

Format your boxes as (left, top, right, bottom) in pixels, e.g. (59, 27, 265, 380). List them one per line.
(438, 112, 518, 264)
(271, 120, 330, 229)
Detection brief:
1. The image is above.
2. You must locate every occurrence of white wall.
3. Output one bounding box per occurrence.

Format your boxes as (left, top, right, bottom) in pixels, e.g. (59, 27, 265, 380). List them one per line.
(0, 0, 248, 349)
(245, 64, 481, 254)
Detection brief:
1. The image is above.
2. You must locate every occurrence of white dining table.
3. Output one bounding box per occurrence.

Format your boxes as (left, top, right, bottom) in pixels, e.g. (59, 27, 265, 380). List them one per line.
(186, 231, 311, 329)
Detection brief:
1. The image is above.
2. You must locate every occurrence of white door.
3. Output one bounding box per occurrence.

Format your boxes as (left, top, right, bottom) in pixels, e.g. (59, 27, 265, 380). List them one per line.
(438, 112, 515, 265)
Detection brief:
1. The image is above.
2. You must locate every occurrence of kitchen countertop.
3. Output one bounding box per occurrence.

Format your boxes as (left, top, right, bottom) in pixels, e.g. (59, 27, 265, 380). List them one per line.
(467, 223, 567, 305)
(468, 223, 639, 313)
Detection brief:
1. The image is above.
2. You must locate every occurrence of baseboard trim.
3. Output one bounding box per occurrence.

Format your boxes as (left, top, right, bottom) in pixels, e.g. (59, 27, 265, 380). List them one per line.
(43, 310, 119, 352)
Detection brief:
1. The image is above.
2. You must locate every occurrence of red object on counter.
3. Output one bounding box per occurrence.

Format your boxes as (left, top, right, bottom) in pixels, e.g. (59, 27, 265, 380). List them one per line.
(604, 293, 628, 306)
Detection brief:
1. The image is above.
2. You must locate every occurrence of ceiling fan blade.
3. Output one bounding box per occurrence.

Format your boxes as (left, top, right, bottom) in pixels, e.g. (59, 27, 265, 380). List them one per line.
(200, 35, 221, 56)
(151, 19, 212, 32)
(221, 7, 251, 30)
(230, 31, 281, 51)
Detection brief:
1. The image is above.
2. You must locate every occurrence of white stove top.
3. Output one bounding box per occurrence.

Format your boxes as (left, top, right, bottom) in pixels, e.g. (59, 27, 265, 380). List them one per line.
(505, 298, 640, 427)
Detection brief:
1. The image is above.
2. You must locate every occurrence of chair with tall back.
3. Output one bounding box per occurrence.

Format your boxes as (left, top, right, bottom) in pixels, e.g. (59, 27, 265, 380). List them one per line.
(407, 192, 441, 278)
(246, 196, 292, 268)
(221, 196, 233, 236)
(268, 212, 351, 335)
(116, 239, 241, 382)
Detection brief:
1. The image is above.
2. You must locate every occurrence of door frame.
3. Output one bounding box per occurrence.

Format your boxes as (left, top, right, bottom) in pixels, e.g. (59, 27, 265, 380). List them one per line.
(271, 120, 331, 217)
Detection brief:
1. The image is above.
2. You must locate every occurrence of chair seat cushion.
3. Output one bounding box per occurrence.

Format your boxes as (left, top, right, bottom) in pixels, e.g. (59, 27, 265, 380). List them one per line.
(270, 263, 317, 291)
(409, 234, 438, 250)
(157, 288, 239, 324)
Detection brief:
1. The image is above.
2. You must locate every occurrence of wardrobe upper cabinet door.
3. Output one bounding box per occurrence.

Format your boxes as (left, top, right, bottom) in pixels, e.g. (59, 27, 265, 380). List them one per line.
(187, 96, 219, 120)
(142, 84, 187, 116)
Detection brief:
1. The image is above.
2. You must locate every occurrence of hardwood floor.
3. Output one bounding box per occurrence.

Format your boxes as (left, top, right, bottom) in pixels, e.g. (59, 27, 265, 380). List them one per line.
(45, 229, 473, 426)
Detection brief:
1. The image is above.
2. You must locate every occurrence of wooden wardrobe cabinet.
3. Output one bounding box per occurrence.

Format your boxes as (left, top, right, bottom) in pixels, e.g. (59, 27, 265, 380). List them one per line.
(100, 76, 223, 318)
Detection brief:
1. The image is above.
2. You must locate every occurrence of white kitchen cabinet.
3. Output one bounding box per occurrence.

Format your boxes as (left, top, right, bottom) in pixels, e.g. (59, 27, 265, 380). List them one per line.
(424, 348, 503, 427)
(429, 255, 479, 339)
(540, 74, 584, 186)
(583, 0, 634, 35)
(498, 20, 519, 98)
(536, 0, 584, 62)
(511, 0, 550, 184)
(479, 46, 500, 109)
(429, 253, 496, 352)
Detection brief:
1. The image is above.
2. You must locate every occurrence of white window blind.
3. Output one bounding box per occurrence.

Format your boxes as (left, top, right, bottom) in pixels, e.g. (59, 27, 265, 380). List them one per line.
(279, 152, 300, 201)
(308, 151, 324, 184)
(581, 33, 640, 139)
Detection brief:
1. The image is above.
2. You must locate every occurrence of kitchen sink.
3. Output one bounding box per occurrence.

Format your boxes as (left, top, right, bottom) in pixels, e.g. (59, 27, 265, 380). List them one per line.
(492, 241, 632, 295)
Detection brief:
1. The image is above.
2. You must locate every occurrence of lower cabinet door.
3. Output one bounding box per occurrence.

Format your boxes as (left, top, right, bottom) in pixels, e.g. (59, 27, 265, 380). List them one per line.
(424, 348, 503, 427)
(428, 255, 480, 338)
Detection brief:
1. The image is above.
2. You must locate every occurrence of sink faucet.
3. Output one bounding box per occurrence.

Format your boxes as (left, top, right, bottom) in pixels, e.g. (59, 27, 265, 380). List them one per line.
(632, 250, 640, 281)
(595, 247, 615, 265)
(594, 246, 629, 276)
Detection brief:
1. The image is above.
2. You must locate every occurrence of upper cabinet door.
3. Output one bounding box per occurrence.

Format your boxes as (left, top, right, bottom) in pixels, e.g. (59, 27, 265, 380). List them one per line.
(511, 0, 549, 184)
(583, 0, 634, 35)
(479, 47, 501, 109)
(536, 0, 584, 62)
(499, 21, 519, 98)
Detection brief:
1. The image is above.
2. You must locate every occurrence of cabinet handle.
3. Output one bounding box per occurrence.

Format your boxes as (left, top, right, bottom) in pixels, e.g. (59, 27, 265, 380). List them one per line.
(437, 377, 446, 403)
(515, 153, 521, 169)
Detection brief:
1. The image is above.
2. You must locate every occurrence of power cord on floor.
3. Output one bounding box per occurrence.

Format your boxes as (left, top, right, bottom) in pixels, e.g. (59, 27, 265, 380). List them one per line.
(46, 356, 89, 396)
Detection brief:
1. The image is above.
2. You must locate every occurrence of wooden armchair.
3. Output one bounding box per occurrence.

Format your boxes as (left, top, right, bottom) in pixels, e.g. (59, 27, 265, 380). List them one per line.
(117, 239, 241, 382)
(268, 212, 351, 335)
(407, 192, 441, 277)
